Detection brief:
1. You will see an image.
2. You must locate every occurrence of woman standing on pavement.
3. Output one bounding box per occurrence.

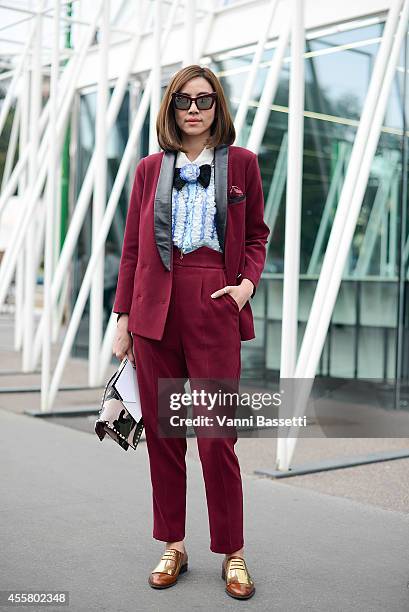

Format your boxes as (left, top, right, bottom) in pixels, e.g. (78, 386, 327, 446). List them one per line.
(112, 64, 270, 600)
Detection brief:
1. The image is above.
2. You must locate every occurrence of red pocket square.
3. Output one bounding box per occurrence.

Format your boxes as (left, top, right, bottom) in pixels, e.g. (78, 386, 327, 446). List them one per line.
(229, 185, 244, 197)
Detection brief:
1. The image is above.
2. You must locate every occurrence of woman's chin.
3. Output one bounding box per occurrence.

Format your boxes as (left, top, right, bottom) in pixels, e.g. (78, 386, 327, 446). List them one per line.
(181, 126, 209, 137)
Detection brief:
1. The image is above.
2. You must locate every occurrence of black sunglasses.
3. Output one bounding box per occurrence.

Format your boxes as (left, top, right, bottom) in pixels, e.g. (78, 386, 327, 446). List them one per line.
(171, 92, 217, 111)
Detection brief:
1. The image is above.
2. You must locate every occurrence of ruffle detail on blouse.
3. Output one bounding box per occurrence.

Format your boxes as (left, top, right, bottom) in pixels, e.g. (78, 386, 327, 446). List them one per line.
(171, 164, 222, 253)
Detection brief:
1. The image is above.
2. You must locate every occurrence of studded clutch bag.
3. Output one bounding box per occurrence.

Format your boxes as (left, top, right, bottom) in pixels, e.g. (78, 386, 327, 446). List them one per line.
(94, 358, 144, 451)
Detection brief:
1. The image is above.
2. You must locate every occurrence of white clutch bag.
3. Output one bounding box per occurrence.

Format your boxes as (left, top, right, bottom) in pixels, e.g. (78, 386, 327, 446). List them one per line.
(94, 358, 144, 451)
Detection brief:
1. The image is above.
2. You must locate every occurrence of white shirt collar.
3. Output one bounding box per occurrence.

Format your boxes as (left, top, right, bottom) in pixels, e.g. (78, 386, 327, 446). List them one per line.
(175, 146, 214, 168)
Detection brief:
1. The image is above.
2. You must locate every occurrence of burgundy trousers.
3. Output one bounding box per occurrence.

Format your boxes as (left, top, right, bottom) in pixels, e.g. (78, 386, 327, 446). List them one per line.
(132, 245, 244, 554)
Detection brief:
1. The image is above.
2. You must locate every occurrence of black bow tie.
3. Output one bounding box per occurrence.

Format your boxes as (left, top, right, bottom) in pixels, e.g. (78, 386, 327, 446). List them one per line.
(173, 163, 211, 191)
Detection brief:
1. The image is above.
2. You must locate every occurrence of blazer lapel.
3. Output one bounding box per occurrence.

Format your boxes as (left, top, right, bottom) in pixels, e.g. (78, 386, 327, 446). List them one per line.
(154, 150, 176, 271)
(153, 144, 229, 271)
(214, 143, 228, 252)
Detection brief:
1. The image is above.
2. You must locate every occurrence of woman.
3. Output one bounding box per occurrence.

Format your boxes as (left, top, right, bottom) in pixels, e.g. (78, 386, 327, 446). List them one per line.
(112, 64, 270, 600)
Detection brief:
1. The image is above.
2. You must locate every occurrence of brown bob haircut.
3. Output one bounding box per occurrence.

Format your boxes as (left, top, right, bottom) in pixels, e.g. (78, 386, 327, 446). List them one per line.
(156, 64, 236, 153)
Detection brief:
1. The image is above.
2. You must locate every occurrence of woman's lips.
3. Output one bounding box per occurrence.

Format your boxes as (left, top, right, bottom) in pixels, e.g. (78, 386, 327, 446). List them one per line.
(186, 120, 201, 123)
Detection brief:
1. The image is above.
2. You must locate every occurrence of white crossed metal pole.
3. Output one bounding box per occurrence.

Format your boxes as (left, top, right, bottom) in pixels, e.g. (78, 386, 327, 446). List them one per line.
(277, 0, 409, 470)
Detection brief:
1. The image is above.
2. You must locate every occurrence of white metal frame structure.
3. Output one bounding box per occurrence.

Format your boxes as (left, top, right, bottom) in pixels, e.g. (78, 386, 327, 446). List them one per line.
(279, 0, 409, 470)
(0, 0, 407, 473)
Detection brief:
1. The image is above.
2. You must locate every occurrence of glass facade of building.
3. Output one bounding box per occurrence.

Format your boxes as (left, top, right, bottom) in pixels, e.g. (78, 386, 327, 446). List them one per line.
(72, 16, 409, 392)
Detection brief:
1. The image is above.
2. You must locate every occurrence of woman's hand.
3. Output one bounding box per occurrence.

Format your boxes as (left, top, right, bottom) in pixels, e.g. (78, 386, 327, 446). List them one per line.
(112, 315, 135, 366)
(210, 278, 254, 312)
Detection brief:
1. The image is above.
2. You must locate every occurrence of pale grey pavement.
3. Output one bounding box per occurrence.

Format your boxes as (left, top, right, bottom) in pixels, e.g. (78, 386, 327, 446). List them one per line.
(1, 406, 409, 612)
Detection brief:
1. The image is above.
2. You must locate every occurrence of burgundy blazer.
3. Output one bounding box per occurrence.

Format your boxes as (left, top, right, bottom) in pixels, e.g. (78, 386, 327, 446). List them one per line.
(113, 144, 270, 341)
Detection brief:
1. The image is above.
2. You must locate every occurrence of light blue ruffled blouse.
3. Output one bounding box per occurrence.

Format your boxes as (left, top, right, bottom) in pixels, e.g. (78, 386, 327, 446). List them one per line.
(171, 146, 222, 255)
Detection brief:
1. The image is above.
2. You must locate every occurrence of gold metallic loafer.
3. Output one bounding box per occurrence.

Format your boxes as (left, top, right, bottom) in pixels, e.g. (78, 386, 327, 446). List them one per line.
(221, 555, 255, 599)
(148, 548, 188, 589)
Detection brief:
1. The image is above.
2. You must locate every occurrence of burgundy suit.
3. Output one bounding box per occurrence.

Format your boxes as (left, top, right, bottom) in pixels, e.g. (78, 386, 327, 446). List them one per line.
(113, 144, 270, 553)
(113, 144, 270, 341)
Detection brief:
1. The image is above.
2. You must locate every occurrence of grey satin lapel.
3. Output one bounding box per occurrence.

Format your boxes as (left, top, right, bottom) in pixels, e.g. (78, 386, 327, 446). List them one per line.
(214, 144, 228, 251)
(154, 150, 176, 271)
(154, 144, 228, 271)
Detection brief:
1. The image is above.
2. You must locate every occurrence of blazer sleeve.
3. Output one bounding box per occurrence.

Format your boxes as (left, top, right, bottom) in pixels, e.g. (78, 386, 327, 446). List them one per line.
(113, 158, 145, 315)
(242, 153, 270, 298)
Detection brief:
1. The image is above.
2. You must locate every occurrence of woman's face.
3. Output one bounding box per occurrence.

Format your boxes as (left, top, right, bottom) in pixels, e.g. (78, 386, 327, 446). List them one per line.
(173, 77, 216, 142)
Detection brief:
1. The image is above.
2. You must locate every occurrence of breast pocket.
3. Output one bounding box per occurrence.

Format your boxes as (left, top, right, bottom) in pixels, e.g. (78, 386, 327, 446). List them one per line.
(227, 193, 246, 205)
